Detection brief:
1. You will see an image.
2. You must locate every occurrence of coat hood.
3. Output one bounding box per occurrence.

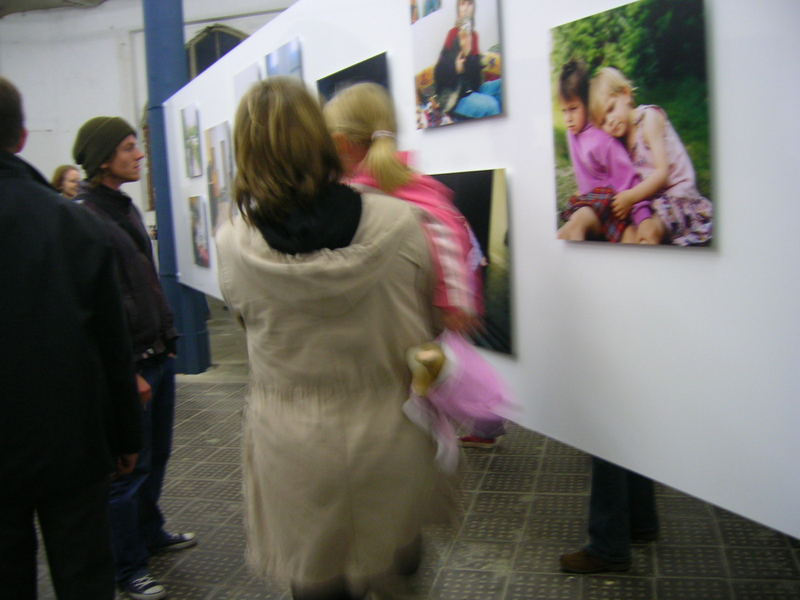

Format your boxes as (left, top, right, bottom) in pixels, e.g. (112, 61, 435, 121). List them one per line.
(217, 192, 422, 318)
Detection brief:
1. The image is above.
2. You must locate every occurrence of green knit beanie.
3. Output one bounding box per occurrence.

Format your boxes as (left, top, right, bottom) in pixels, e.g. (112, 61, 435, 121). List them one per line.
(73, 116, 136, 178)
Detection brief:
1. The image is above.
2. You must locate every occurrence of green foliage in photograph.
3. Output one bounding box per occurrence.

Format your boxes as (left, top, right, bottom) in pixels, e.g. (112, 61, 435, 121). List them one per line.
(551, 0, 710, 220)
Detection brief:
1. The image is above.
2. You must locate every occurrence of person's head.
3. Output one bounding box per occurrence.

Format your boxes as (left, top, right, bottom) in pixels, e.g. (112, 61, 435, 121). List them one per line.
(323, 82, 412, 194)
(558, 60, 589, 135)
(72, 116, 143, 189)
(51, 164, 81, 198)
(0, 77, 26, 153)
(233, 77, 343, 225)
(589, 67, 635, 138)
(457, 19, 473, 55)
(457, 0, 475, 25)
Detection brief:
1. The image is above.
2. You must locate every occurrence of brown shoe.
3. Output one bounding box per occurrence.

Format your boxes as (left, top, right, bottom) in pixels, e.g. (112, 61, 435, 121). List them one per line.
(559, 549, 630, 574)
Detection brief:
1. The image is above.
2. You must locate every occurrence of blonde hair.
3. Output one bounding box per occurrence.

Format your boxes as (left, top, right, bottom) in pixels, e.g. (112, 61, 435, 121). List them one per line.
(323, 82, 412, 194)
(50, 164, 79, 192)
(233, 77, 343, 225)
(589, 67, 635, 126)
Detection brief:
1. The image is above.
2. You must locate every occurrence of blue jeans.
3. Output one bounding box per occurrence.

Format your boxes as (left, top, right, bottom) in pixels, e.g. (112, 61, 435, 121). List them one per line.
(454, 79, 502, 119)
(109, 355, 175, 585)
(586, 457, 658, 562)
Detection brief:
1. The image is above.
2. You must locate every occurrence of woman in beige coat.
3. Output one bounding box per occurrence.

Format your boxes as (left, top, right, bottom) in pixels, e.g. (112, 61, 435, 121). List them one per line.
(215, 78, 455, 600)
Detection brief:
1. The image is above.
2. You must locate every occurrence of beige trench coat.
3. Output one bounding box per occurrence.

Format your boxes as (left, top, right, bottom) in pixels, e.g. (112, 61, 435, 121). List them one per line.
(215, 192, 456, 587)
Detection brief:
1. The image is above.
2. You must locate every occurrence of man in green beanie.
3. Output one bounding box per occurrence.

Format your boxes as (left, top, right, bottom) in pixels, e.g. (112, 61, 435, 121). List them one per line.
(73, 116, 195, 600)
(0, 77, 142, 600)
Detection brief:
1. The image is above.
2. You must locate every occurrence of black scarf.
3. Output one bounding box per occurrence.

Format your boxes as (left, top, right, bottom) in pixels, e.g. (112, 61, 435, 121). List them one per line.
(255, 183, 362, 254)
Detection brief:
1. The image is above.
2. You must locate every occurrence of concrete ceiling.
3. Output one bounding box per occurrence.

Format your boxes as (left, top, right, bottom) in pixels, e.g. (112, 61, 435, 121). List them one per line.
(0, 0, 105, 19)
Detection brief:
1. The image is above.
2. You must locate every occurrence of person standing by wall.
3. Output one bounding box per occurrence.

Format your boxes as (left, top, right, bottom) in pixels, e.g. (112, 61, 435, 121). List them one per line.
(0, 76, 143, 600)
(73, 116, 195, 600)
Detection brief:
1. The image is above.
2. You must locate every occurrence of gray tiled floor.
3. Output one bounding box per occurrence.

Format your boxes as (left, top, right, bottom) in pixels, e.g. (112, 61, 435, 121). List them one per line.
(37, 299, 800, 599)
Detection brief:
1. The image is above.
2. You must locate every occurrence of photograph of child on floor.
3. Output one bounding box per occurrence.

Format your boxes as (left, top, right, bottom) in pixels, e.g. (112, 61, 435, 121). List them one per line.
(551, 0, 713, 246)
(414, 0, 503, 129)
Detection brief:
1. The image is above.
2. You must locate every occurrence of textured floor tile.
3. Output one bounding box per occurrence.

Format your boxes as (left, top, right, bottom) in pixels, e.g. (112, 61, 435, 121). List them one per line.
(505, 572, 581, 599)
(185, 462, 239, 480)
(167, 550, 243, 585)
(584, 575, 653, 600)
(731, 580, 800, 599)
(657, 494, 712, 518)
(207, 447, 242, 464)
(460, 513, 526, 542)
(488, 455, 540, 473)
(480, 471, 535, 493)
(657, 545, 728, 577)
(147, 578, 215, 599)
(525, 517, 586, 545)
(719, 519, 792, 548)
(432, 569, 506, 600)
(207, 581, 286, 599)
(463, 452, 491, 471)
(540, 454, 592, 474)
(531, 493, 589, 517)
(543, 439, 584, 456)
(535, 473, 590, 494)
(447, 539, 515, 571)
(163, 477, 224, 499)
(659, 517, 720, 545)
(726, 547, 800, 579)
(656, 577, 732, 600)
(513, 541, 574, 572)
(472, 491, 532, 516)
(461, 470, 486, 491)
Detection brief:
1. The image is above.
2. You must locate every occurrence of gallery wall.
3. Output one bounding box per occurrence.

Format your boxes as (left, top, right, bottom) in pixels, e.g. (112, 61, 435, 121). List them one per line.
(162, 0, 800, 538)
(0, 0, 294, 215)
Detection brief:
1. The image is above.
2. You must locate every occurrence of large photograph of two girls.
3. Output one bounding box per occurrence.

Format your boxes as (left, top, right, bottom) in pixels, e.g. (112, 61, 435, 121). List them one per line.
(551, 0, 713, 247)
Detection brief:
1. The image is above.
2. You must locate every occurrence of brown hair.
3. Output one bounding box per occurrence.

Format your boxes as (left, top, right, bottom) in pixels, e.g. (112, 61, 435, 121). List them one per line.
(559, 59, 589, 106)
(0, 77, 24, 151)
(323, 82, 412, 193)
(233, 77, 343, 225)
(50, 164, 79, 191)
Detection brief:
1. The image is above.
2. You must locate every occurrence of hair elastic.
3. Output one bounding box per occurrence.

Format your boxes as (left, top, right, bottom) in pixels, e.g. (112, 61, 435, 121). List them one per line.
(371, 130, 395, 141)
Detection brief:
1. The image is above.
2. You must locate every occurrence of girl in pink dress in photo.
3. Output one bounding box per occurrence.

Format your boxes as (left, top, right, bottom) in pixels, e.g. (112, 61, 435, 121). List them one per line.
(589, 67, 713, 246)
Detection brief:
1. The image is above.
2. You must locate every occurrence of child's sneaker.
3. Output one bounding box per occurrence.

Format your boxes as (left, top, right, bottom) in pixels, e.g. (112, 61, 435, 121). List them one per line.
(124, 572, 166, 600)
(459, 435, 497, 449)
(151, 531, 197, 552)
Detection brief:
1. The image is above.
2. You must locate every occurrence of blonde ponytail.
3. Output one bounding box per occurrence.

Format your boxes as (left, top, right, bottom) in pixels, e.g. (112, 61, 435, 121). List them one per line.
(324, 82, 412, 193)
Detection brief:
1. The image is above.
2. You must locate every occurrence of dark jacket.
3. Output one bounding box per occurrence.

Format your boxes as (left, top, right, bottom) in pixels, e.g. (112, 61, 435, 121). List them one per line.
(0, 150, 142, 500)
(77, 184, 178, 364)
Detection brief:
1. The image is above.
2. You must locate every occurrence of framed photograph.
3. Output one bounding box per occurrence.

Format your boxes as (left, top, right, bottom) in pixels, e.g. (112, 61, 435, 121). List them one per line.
(317, 53, 389, 103)
(188, 195, 211, 268)
(234, 62, 262, 103)
(266, 38, 303, 79)
(180, 105, 202, 178)
(551, 0, 713, 246)
(430, 168, 511, 355)
(413, 0, 503, 129)
(204, 121, 234, 233)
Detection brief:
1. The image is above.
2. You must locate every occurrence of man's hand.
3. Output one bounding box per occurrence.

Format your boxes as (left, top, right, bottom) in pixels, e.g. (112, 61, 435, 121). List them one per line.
(114, 453, 138, 478)
(137, 373, 152, 406)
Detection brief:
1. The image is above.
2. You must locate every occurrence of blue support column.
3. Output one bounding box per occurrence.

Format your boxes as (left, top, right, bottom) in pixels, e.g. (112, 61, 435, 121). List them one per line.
(143, 0, 211, 373)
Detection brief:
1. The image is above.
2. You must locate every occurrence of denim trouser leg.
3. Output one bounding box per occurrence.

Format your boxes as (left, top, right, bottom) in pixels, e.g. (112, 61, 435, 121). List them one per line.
(140, 357, 175, 547)
(586, 457, 657, 562)
(109, 355, 176, 585)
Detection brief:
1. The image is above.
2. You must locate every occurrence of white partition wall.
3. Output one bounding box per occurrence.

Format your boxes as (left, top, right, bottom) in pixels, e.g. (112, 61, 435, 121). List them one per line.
(163, 0, 800, 538)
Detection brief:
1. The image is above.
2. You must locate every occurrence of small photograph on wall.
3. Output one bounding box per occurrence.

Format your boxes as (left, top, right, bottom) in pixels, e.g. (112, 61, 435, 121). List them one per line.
(430, 168, 511, 355)
(188, 195, 211, 268)
(204, 121, 234, 233)
(413, 0, 503, 129)
(234, 62, 262, 103)
(180, 105, 202, 178)
(317, 53, 389, 103)
(551, 0, 713, 247)
(266, 38, 303, 79)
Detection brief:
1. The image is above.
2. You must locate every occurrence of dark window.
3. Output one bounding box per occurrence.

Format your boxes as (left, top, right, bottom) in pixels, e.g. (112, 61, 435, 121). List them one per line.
(186, 25, 248, 79)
